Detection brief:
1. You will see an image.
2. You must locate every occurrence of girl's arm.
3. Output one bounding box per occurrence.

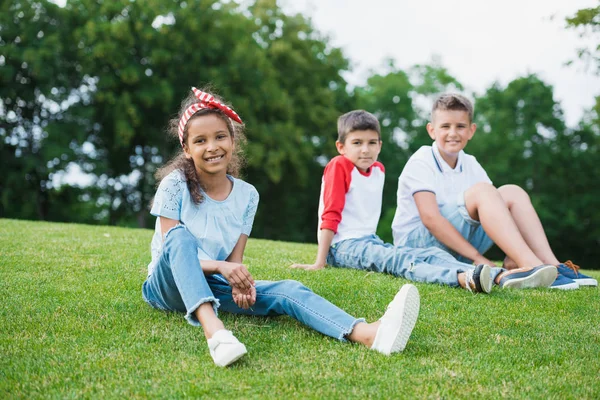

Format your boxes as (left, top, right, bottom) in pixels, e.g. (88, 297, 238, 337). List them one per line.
(226, 234, 248, 263)
(227, 234, 256, 309)
(159, 217, 254, 288)
(413, 192, 495, 266)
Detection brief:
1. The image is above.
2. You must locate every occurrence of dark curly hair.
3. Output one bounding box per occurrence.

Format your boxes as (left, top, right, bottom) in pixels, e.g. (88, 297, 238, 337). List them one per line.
(155, 88, 246, 204)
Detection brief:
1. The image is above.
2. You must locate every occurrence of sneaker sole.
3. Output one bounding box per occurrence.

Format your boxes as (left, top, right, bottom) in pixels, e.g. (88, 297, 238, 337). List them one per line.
(214, 343, 247, 367)
(574, 278, 598, 287)
(389, 284, 420, 354)
(478, 264, 492, 293)
(549, 281, 580, 290)
(502, 265, 557, 289)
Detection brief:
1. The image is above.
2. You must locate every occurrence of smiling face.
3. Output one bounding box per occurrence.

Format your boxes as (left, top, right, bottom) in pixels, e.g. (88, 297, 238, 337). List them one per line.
(183, 113, 233, 177)
(336, 129, 382, 172)
(427, 109, 476, 167)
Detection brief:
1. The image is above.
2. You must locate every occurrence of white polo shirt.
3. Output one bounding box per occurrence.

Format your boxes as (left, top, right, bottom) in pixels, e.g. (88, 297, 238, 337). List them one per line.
(391, 142, 491, 245)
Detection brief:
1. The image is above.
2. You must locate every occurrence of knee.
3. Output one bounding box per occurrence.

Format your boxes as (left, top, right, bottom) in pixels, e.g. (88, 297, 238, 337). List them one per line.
(498, 184, 530, 207)
(268, 280, 312, 298)
(464, 182, 498, 203)
(164, 225, 196, 247)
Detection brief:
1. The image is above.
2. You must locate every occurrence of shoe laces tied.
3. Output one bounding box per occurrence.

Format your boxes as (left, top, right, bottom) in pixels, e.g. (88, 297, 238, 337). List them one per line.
(563, 260, 580, 275)
(464, 270, 475, 293)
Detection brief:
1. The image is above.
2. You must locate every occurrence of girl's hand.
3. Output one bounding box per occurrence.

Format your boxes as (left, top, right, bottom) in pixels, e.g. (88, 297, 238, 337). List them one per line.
(290, 262, 325, 271)
(219, 261, 255, 289)
(232, 286, 256, 309)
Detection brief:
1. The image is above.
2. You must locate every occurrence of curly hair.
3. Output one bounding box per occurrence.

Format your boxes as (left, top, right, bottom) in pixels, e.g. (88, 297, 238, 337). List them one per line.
(155, 88, 246, 204)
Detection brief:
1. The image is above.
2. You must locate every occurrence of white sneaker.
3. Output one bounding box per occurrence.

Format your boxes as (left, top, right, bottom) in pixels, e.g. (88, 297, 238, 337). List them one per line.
(207, 330, 247, 367)
(371, 284, 420, 355)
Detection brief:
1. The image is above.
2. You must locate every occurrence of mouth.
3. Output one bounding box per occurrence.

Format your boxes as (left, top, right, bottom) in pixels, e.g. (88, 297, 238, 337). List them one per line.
(205, 155, 225, 162)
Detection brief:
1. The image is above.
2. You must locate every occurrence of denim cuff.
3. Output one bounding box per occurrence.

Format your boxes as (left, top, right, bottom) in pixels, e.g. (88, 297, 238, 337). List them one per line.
(185, 297, 220, 327)
(338, 318, 366, 342)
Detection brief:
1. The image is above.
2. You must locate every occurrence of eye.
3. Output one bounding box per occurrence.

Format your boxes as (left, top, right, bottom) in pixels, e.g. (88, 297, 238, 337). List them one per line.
(217, 134, 228, 140)
(195, 138, 205, 143)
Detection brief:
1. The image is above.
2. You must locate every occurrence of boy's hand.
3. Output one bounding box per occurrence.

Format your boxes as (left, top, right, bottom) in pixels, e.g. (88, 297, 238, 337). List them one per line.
(232, 286, 256, 309)
(290, 262, 325, 271)
(219, 261, 255, 289)
(472, 254, 497, 268)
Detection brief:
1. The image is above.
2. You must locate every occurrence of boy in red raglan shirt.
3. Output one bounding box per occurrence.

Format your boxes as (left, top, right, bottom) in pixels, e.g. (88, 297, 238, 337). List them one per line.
(292, 110, 557, 292)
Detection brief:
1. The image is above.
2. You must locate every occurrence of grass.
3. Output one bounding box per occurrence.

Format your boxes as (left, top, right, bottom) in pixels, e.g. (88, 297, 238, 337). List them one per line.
(1, 218, 599, 399)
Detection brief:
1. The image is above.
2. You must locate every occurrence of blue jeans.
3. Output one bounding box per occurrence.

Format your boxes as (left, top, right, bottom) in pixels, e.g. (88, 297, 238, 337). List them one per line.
(399, 195, 494, 264)
(327, 234, 503, 287)
(142, 225, 364, 341)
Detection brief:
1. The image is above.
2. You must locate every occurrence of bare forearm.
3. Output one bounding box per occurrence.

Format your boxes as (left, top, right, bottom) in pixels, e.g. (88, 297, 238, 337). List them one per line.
(423, 216, 480, 261)
(314, 229, 335, 266)
(198, 259, 224, 274)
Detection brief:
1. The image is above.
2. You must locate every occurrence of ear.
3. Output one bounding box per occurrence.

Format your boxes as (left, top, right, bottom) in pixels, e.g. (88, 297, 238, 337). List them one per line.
(182, 143, 192, 159)
(468, 123, 477, 140)
(335, 140, 345, 155)
(426, 122, 436, 140)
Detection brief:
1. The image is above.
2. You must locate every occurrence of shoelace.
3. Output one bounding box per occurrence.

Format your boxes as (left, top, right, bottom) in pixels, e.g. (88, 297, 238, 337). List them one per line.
(464, 270, 475, 293)
(563, 260, 580, 275)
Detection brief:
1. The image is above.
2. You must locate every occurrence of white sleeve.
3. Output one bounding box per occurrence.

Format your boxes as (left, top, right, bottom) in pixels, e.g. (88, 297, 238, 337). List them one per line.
(400, 158, 437, 196)
(471, 157, 493, 185)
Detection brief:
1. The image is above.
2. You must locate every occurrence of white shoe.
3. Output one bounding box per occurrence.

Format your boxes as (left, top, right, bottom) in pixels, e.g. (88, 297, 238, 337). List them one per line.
(371, 284, 420, 355)
(207, 330, 247, 367)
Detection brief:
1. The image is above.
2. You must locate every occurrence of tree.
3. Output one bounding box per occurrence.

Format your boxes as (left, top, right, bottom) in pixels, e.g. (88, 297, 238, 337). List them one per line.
(0, 0, 88, 221)
(355, 61, 463, 242)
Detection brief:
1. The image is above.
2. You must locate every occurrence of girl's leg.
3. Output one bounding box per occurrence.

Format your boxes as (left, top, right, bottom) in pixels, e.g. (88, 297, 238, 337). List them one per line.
(143, 226, 247, 367)
(211, 277, 419, 353)
(143, 225, 223, 336)
(463, 182, 543, 269)
(497, 184, 560, 265)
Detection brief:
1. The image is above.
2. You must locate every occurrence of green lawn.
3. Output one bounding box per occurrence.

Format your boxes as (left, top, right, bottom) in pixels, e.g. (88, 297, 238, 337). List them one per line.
(1, 218, 599, 399)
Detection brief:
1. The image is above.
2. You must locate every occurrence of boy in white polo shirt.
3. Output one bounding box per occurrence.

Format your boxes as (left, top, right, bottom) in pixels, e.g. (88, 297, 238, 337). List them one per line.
(292, 109, 557, 292)
(392, 93, 596, 290)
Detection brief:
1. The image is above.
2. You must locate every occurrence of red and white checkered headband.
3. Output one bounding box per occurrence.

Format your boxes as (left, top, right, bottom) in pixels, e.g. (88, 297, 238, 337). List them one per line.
(177, 87, 243, 147)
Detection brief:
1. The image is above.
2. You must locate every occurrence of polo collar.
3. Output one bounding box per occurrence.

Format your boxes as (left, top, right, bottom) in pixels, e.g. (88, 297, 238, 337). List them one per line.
(431, 142, 463, 173)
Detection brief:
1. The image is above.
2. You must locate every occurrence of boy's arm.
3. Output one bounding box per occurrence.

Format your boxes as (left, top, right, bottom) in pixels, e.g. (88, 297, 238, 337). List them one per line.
(291, 229, 334, 270)
(413, 192, 496, 266)
(291, 158, 350, 271)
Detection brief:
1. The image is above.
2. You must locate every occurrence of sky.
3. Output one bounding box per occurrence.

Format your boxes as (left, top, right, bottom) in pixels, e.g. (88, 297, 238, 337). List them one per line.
(284, 0, 600, 126)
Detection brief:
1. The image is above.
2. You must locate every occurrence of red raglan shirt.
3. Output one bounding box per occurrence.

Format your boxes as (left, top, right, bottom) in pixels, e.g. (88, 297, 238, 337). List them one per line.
(318, 155, 385, 245)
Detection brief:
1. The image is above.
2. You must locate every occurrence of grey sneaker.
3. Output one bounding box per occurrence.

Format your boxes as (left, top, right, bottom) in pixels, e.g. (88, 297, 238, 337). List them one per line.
(499, 264, 557, 289)
(371, 284, 420, 355)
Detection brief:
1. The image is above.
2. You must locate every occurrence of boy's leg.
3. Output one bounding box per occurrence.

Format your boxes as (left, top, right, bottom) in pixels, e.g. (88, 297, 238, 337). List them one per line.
(497, 184, 560, 265)
(329, 235, 478, 287)
(463, 182, 544, 269)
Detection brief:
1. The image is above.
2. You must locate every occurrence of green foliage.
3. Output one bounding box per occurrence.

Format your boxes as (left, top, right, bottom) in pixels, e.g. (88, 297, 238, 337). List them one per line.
(0, 0, 86, 220)
(1, 1, 599, 268)
(565, 4, 600, 74)
(2, 219, 600, 398)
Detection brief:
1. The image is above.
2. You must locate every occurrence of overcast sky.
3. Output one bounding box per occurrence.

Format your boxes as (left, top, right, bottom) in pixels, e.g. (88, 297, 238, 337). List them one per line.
(284, 0, 600, 126)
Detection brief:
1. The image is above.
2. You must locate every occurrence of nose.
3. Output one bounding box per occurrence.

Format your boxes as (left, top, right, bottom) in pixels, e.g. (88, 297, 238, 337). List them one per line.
(361, 143, 370, 153)
(206, 138, 218, 152)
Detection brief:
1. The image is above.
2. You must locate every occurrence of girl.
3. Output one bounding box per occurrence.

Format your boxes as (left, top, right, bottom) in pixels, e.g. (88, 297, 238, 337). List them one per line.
(142, 87, 421, 367)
